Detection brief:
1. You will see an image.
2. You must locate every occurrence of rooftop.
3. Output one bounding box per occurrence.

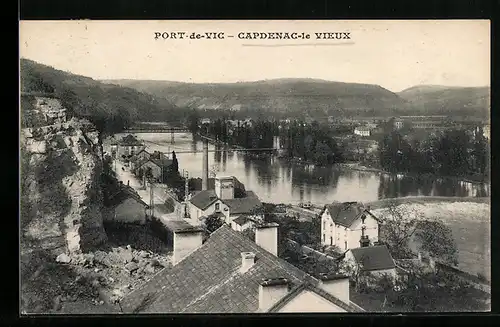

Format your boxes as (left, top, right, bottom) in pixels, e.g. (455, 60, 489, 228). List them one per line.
(348, 245, 396, 272)
(323, 202, 378, 228)
(120, 225, 311, 313)
(106, 184, 147, 208)
(189, 190, 218, 210)
(222, 191, 262, 215)
(119, 134, 143, 146)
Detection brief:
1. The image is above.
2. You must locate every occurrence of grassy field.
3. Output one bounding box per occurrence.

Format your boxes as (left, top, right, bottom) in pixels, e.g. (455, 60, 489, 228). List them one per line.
(370, 197, 491, 281)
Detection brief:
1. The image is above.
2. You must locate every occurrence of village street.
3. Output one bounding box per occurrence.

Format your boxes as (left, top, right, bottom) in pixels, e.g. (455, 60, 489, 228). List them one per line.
(112, 160, 182, 222)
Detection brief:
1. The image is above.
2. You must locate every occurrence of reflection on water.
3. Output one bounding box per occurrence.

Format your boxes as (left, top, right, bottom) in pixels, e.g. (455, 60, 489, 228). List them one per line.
(120, 133, 490, 205)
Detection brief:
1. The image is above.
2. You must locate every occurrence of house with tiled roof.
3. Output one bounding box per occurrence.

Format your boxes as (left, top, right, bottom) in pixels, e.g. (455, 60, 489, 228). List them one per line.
(231, 215, 262, 232)
(133, 154, 173, 183)
(186, 176, 263, 227)
(119, 223, 364, 313)
(103, 183, 149, 224)
(112, 134, 146, 158)
(320, 202, 380, 251)
(342, 244, 396, 280)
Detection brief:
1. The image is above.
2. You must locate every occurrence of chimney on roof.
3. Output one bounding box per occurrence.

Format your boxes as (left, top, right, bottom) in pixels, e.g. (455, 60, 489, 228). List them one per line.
(172, 226, 204, 265)
(215, 176, 235, 200)
(258, 278, 289, 311)
(240, 252, 256, 273)
(360, 226, 370, 248)
(318, 273, 350, 304)
(255, 222, 279, 256)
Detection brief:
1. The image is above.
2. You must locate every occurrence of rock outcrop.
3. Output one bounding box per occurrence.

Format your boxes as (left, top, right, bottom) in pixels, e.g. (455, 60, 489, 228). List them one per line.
(21, 118, 108, 256)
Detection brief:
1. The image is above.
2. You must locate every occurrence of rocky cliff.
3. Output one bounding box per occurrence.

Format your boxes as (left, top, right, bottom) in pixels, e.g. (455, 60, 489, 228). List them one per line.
(21, 117, 108, 256)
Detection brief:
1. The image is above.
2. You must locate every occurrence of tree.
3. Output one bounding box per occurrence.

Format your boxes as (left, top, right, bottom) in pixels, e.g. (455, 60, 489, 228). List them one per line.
(393, 262, 489, 311)
(187, 109, 200, 134)
(414, 220, 458, 266)
(377, 200, 423, 259)
(313, 141, 331, 166)
(170, 151, 179, 176)
(204, 214, 224, 233)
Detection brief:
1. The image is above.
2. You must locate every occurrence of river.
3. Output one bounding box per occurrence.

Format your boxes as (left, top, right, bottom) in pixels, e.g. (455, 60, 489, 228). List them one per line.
(115, 132, 490, 204)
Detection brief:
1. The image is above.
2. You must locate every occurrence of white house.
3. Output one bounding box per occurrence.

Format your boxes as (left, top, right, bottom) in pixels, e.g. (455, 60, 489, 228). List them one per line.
(320, 202, 380, 251)
(186, 176, 263, 226)
(483, 124, 490, 140)
(353, 127, 371, 137)
(342, 245, 397, 280)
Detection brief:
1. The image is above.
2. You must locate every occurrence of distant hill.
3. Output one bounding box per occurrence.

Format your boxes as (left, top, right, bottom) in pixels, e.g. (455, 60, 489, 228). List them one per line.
(20, 59, 183, 134)
(398, 85, 490, 119)
(102, 78, 411, 118)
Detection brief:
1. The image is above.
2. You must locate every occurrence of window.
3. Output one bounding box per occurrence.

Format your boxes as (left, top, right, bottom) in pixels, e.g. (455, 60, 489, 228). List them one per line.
(323, 234, 325, 243)
(323, 221, 326, 230)
(215, 203, 220, 211)
(330, 237, 333, 246)
(345, 241, 347, 250)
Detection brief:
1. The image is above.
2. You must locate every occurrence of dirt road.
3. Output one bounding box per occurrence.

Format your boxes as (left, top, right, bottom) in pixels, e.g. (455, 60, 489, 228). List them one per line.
(113, 160, 180, 221)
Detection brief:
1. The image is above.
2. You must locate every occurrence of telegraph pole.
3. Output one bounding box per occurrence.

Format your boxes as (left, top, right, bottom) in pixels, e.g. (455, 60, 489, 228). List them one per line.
(184, 170, 189, 218)
(184, 171, 189, 202)
(149, 180, 154, 218)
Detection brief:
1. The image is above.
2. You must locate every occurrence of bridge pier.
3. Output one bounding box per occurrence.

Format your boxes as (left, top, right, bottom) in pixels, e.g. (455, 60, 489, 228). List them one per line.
(171, 130, 175, 144)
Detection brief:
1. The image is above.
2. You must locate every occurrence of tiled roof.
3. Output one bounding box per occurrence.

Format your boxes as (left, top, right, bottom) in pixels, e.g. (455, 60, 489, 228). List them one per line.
(106, 185, 147, 207)
(223, 191, 262, 215)
(189, 190, 219, 210)
(267, 282, 363, 313)
(119, 134, 143, 146)
(120, 225, 312, 313)
(232, 215, 251, 225)
(150, 157, 173, 168)
(324, 202, 377, 228)
(348, 245, 396, 271)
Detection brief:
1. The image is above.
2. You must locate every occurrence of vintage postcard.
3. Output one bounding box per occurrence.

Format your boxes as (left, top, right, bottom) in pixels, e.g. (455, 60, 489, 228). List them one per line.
(19, 20, 490, 314)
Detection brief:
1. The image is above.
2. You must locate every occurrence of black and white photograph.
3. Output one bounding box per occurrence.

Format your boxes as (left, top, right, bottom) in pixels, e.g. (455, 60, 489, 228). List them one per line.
(19, 20, 491, 314)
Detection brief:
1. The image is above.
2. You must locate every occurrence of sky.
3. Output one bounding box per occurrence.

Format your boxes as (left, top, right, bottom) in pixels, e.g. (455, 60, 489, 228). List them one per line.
(19, 20, 490, 92)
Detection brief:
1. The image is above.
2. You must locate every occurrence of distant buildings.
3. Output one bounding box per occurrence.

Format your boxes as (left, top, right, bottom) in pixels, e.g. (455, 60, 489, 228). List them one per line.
(200, 118, 211, 125)
(393, 118, 404, 130)
(119, 224, 364, 313)
(483, 124, 490, 140)
(320, 202, 380, 251)
(353, 126, 371, 137)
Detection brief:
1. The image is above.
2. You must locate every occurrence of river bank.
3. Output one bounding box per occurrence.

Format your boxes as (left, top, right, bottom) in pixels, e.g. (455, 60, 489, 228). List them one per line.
(371, 199, 491, 281)
(366, 196, 490, 209)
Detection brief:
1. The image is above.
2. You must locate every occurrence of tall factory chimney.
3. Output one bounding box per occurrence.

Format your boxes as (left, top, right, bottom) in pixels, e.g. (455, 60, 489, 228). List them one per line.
(202, 139, 209, 190)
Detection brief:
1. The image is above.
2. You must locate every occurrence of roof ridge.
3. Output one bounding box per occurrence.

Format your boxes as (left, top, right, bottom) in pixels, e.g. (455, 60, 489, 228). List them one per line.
(307, 285, 359, 312)
(266, 282, 308, 312)
(124, 226, 232, 312)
